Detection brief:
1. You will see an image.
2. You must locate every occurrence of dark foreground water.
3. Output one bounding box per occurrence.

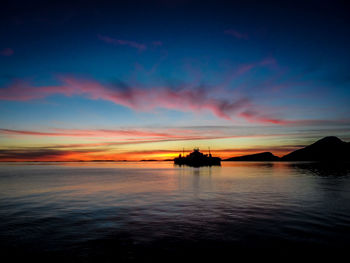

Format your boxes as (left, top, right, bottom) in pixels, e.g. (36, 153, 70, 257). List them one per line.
(0, 161, 350, 261)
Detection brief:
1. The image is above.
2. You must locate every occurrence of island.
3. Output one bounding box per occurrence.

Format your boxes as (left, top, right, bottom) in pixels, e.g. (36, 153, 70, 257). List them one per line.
(224, 152, 280, 161)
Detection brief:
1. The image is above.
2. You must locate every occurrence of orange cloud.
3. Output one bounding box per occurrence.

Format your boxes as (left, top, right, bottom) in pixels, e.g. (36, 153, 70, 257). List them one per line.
(0, 141, 300, 162)
(0, 148, 106, 162)
(0, 126, 302, 161)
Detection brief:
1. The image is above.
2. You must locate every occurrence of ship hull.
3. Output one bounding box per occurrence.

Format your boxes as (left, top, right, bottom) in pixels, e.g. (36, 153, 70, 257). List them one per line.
(174, 157, 221, 167)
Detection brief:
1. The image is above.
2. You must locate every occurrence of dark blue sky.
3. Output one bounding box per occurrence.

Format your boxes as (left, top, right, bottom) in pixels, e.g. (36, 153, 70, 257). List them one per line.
(0, 0, 350, 160)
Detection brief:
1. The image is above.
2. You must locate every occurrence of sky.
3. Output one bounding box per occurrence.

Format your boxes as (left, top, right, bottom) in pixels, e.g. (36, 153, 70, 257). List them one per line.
(0, 0, 350, 161)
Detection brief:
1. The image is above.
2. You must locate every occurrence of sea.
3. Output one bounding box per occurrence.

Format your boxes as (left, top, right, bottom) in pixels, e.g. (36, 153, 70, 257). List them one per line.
(0, 161, 349, 261)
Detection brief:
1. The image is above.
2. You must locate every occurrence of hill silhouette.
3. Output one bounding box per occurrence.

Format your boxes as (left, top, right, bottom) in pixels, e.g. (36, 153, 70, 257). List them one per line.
(281, 136, 350, 161)
(224, 136, 350, 162)
(224, 152, 280, 161)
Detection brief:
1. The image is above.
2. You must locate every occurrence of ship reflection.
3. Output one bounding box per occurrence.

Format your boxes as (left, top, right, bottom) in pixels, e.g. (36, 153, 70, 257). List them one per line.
(288, 162, 350, 177)
(177, 165, 216, 196)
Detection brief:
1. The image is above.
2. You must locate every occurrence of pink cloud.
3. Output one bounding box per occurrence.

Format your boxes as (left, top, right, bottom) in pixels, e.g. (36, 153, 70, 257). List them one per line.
(224, 29, 248, 40)
(0, 76, 255, 121)
(0, 80, 75, 101)
(0, 48, 14, 56)
(98, 34, 147, 51)
(239, 110, 350, 126)
(3, 73, 320, 126)
(239, 110, 289, 125)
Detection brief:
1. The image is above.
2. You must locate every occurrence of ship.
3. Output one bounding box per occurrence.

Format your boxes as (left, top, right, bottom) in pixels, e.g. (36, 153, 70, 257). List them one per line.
(174, 148, 221, 167)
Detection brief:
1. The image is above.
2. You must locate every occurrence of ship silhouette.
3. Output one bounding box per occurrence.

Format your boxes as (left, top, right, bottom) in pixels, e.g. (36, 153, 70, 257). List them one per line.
(174, 148, 221, 167)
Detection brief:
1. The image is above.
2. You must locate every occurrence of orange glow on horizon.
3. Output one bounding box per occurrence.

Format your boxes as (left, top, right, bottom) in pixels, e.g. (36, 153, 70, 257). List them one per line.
(0, 148, 295, 162)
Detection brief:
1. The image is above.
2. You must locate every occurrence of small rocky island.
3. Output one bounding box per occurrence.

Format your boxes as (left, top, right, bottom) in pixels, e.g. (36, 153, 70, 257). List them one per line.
(225, 152, 279, 161)
(174, 148, 221, 167)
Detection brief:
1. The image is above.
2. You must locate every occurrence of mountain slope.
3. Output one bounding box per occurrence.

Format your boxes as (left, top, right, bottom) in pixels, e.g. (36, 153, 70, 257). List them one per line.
(282, 136, 350, 161)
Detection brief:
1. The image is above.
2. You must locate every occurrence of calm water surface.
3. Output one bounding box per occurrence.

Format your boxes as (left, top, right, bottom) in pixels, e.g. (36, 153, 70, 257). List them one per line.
(0, 161, 349, 261)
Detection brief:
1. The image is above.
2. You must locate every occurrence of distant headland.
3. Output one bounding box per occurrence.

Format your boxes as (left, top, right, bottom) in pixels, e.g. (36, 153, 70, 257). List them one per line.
(223, 136, 350, 162)
(225, 152, 279, 161)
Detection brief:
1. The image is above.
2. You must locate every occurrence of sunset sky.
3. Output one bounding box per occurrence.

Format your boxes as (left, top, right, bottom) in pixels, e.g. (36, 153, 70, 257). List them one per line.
(1, 0, 350, 161)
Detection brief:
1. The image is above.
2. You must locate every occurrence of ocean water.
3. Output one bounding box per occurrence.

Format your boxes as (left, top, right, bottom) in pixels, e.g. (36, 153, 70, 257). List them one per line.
(0, 161, 349, 261)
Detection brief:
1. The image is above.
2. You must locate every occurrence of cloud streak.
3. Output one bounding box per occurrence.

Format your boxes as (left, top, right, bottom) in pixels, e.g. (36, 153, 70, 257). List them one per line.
(2, 126, 348, 161)
(0, 128, 289, 147)
(98, 35, 147, 51)
(0, 55, 288, 124)
(0, 128, 183, 138)
(1, 75, 349, 127)
(0, 148, 105, 161)
(0, 48, 14, 56)
(239, 110, 288, 125)
(0, 144, 301, 161)
(0, 76, 259, 122)
(224, 29, 248, 40)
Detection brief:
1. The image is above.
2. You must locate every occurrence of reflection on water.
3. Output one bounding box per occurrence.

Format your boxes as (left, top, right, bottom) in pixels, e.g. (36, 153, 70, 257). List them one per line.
(0, 161, 349, 261)
(290, 162, 350, 177)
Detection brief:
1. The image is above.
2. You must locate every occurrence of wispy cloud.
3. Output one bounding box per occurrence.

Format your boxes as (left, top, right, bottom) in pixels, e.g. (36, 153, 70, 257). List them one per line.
(0, 48, 14, 56)
(152, 41, 163, 47)
(122, 146, 300, 158)
(224, 29, 248, 40)
(218, 58, 277, 89)
(0, 128, 195, 139)
(0, 128, 275, 144)
(98, 34, 147, 51)
(0, 76, 257, 122)
(239, 110, 288, 125)
(1, 74, 348, 127)
(239, 110, 350, 126)
(0, 148, 105, 161)
(0, 128, 299, 153)
(0, 143, 301, 161)
(2, 126, 348, 161)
